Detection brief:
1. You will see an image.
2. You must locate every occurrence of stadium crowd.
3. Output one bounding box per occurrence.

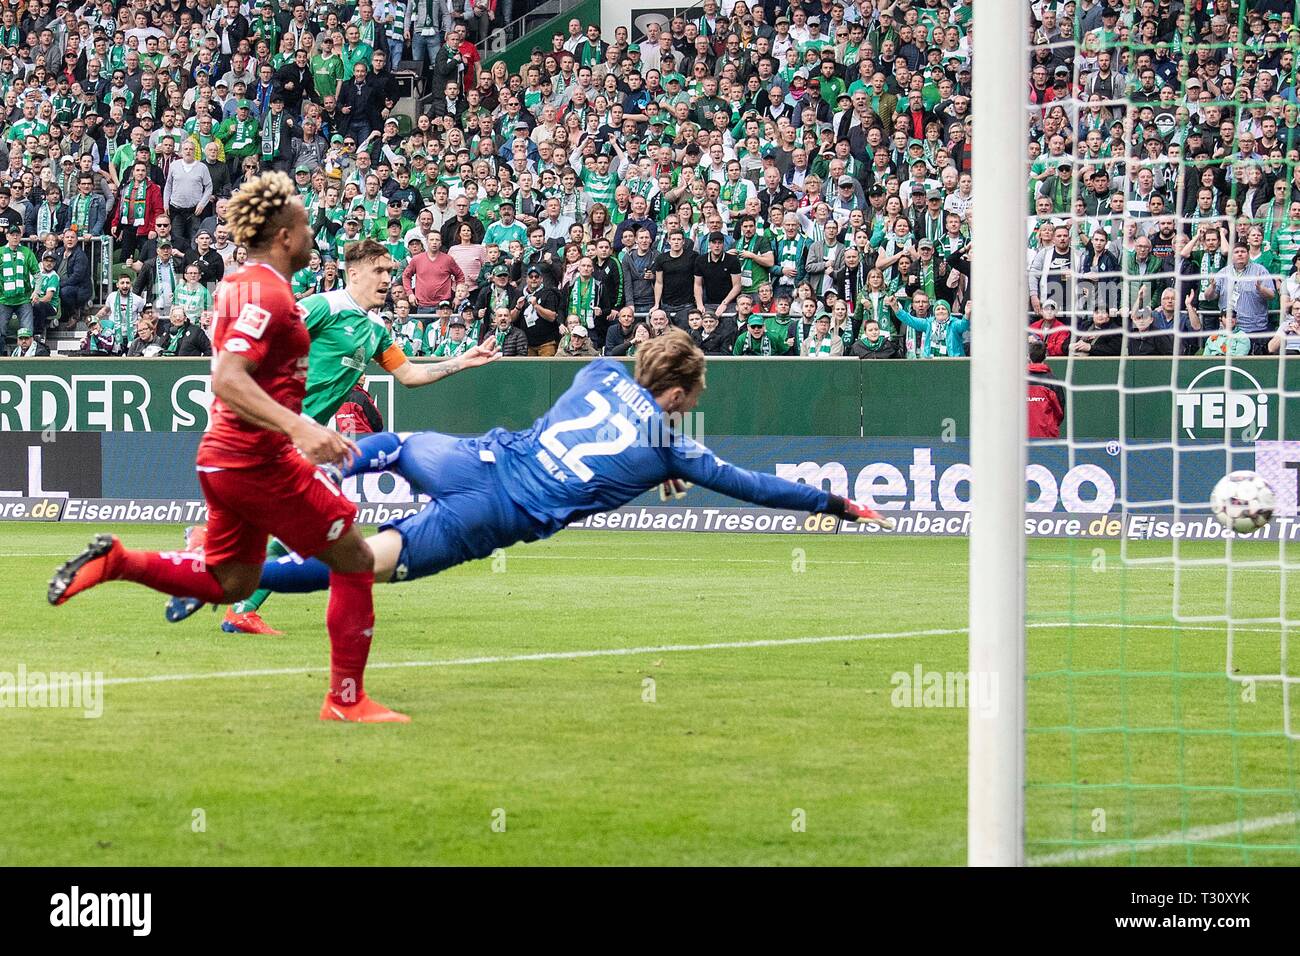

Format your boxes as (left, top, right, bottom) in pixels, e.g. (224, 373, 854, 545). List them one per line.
(3, 0, 1299, 362)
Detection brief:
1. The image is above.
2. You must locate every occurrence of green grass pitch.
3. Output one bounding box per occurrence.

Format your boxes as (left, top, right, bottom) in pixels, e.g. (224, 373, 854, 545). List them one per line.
(2, 523, 1298, 866)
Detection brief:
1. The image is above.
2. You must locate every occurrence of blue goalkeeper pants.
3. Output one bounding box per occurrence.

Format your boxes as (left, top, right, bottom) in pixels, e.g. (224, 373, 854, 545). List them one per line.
(258, 431, 543, 593)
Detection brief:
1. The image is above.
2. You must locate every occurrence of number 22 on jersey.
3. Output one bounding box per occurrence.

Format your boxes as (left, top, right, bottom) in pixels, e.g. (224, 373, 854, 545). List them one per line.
(537, 390, 638, 482)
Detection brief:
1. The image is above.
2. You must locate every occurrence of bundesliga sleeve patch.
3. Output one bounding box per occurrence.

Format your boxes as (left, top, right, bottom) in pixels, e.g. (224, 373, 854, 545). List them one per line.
(233, 303, 272, 339)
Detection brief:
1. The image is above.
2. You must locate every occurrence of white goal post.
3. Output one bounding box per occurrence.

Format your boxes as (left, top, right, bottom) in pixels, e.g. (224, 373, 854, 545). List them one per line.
(968, 5, 1029, 866)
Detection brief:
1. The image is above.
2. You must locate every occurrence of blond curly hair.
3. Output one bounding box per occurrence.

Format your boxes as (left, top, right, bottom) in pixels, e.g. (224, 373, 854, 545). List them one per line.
(634, 328, 706, 397)
(224, 171, 299, 248)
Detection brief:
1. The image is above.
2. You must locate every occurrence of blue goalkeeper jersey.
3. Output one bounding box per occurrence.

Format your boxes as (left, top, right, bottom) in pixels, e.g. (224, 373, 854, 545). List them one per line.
(483, 358, 832, 534)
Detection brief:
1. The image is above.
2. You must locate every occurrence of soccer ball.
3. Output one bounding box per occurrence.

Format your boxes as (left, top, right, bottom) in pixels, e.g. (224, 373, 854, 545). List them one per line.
(1210, 470, 1276, 534)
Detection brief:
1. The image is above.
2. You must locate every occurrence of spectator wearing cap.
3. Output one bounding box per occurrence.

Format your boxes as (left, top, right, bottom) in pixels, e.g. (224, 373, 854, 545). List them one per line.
(421, 298, 458, 353)
(184, 230, 226, 287)
(910, 189, 946, 245)
(0, 187, 22, 235)
(10, 326, 50, 356)
(558, 320, 598, 356)
(889, 293, 970, 358)
(31, 252, 61, 334)
(133, 239, 181, 313)
(0, 227, 37, 338)
(216, 99, 260, 172)
(259, 93, 298, 173)
(510, 265, 562, 355)
(161, 302, 212, 356)
(694, 230, 742, 314)
(733, 311, 784, 356)
(26, 187, 69, 239)
(830, 174, 865, 218)
(1029, 300, 1071, 356)
(429, 315, 475, 359)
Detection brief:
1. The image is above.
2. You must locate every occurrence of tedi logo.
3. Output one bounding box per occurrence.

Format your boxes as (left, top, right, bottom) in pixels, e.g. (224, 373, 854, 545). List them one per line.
(49, 886, 151, 936)
(1175, 365, 1270, 441)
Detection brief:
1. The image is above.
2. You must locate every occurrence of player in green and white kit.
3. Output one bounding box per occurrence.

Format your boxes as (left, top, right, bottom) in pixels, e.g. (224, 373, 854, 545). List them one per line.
(205, 238, 500, 634)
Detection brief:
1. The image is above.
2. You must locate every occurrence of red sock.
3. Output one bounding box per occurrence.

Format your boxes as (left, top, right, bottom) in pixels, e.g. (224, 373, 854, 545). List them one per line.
(326, 570, 375, 705)
(118, 549, 227, 603)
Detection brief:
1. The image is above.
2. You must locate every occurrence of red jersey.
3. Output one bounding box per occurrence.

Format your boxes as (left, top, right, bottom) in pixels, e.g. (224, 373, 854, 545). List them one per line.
(1027, 363, 1065, 439)
(197, 262, 308, 469)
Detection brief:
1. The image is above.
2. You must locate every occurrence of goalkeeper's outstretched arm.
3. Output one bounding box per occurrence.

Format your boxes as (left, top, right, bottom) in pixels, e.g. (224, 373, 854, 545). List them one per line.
(663, 438, 894, 527)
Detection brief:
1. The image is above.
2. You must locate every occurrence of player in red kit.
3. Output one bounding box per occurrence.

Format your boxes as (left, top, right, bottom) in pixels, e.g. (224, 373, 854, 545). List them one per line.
(47, 172, 406, 723)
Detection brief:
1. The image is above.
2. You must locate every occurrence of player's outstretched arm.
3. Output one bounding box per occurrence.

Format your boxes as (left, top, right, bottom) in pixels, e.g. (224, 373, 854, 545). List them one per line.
(665, 438, 895, 528)
(391, 339, 500, 387)
(213, 351, 358, 467)
(337, 432, 405, 480)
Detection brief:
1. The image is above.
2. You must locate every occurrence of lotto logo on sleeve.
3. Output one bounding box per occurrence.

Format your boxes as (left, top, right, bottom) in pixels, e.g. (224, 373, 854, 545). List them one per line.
(233, 304, 271, 339)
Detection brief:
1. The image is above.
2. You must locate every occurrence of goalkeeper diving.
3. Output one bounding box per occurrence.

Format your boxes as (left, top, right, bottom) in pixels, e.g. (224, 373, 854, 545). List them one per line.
(168, 330, 892, 609)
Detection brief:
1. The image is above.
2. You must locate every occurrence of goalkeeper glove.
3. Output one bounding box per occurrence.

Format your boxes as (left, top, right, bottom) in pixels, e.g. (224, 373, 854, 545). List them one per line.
(658, 478, 693, 501)
(827, 495, 897, 529)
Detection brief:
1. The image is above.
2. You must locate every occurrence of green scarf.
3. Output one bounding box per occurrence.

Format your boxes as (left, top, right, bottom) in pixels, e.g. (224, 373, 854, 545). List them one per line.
(261, 111, 282, 160)
(71, 193, 93, 232)
(569, 277, 595, 327)
(805, 334, 834, 356)
(125, 179, 149, 226)
(736, 234, 767, 291)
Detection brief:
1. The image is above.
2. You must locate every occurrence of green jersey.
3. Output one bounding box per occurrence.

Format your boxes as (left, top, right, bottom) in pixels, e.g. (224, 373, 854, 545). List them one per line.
(311, 53, 345, 100)
(473, 195, 503, 227)
(292, 267, 321, 297)
(5, 117, 40, 143)
(218, 115, 260, 157)
(1273, 223, 1300, 265)
(341, 42, 373, 75)
(484, 220, 527, 251)
(174, 282, 212, 322)
(581, 168, 617, 208)
(0, 243, 38, 305)
(301, 288, 400, 423)
(394, 318, 424, 356)
(35, 270, 60, 316)
(433, 335, 475, 358)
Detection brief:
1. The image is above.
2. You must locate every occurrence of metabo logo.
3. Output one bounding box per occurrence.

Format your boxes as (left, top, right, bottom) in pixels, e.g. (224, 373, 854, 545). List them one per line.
(1175, 366, 1269, 441)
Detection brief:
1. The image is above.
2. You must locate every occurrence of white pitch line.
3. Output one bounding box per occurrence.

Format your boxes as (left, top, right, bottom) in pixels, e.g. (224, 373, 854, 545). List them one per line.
(0, 620, 1289, 696)
(3, 626, 973, 692)
(1028, 812, 1300, 866)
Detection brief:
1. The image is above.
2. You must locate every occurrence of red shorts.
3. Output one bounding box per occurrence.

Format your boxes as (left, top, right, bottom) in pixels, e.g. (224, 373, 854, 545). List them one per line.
(198, 451, 357, 567)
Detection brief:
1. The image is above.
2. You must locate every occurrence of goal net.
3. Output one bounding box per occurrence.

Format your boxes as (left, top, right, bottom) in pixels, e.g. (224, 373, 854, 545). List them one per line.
(973, 1, 1300, 866)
